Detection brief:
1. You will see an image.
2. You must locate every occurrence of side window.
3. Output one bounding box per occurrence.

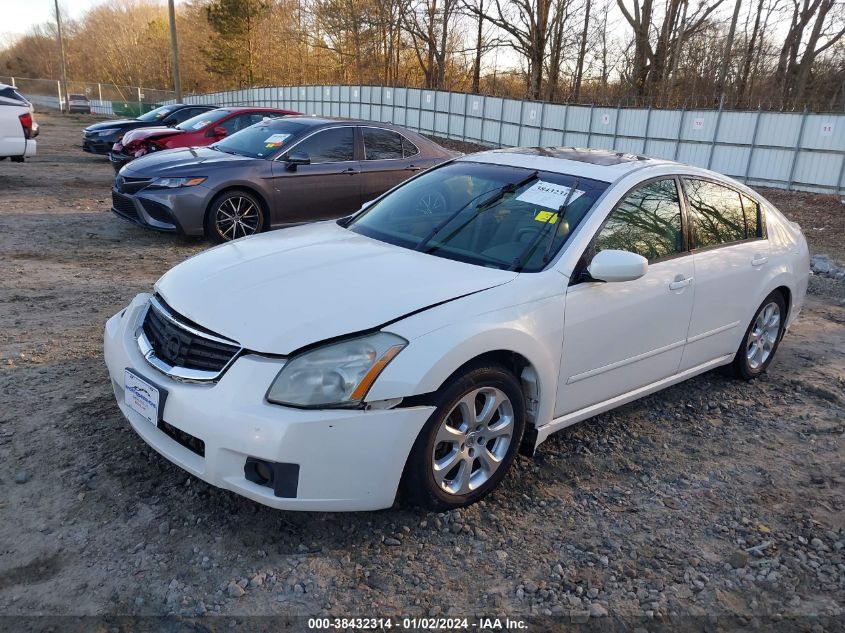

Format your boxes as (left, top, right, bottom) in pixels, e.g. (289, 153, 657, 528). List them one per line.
(741, 194, 764, 238)
(220, 113, 259, 134)
(593, 178, 685, 262)
(402, 136, 419, 158)
(363, 128, 404, 160)
(165, 109, 194, 125)
(293, 127, 355, 163)
(684, 179, 747, 248)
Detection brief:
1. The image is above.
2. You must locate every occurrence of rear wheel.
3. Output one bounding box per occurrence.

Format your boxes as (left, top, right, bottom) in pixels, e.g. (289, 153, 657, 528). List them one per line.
(728, 291, 786, 380)
(402, 364, 525, 510)
(205, 189, 265, 243)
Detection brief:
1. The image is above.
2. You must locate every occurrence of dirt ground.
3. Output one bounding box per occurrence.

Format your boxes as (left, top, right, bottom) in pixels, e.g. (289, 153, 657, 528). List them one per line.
(0, 112, 843, 630)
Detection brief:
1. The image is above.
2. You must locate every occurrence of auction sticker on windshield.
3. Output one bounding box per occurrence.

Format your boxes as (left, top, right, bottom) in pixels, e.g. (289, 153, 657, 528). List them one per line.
(124, 369, 161, 426)
(516, 180, 584, 208)
(264, 133, 291, 148)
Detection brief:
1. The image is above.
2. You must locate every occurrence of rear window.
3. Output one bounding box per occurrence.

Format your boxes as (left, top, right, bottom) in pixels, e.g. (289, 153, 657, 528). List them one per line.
(69, 94, 88, 100)
(0, 87, 28, 106)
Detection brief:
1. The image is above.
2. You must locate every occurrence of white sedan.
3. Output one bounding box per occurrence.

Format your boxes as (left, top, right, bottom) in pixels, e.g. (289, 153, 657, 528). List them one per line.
(104, 148, 810, 511)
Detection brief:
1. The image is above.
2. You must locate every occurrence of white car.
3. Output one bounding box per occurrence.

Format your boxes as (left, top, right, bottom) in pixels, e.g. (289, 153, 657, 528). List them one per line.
(0, 83, 36, 161)
(104, 148, 810, 511)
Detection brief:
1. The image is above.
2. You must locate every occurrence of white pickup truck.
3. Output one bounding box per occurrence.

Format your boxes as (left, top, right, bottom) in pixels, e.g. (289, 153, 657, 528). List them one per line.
(0, 83, 37, 162)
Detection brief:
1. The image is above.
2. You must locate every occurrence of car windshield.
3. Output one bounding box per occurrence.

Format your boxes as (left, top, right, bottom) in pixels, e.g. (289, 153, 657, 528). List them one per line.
(176, 110, 228, 131)
(347, 161, 609, 272)
(213, 119, 312, 159)
(137, 105, 180, 122)
(69, 94, 87, 100)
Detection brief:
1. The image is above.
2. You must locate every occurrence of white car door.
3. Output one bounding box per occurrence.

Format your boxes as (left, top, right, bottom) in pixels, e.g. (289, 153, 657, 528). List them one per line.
(556, 177, 696, 417)
(678, 178, 770, 371)
(0, 86, 26, 157)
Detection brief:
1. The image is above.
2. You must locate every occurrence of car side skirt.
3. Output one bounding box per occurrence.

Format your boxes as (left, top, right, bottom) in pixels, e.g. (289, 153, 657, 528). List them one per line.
(534, 353, 734, 448)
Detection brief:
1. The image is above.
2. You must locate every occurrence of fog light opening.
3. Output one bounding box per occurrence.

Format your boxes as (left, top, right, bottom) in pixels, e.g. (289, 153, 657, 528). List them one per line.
(243, 457, 301, 499)
(254, 461, 274, 484)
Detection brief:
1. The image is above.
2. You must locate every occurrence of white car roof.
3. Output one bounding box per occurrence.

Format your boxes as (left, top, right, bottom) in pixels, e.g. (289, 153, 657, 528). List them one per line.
(458, 147, 675, 184)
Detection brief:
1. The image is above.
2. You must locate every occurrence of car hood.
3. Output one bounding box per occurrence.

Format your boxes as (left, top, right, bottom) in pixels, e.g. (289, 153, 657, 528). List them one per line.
(155, 222, 517, 354)
(123, 126, 185, 144)
(122, 146, 255, 175)
(84, 119, 144, 132)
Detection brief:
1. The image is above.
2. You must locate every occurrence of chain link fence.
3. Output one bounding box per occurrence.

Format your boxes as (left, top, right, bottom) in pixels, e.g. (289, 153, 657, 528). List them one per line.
(1, 76, 177, 117)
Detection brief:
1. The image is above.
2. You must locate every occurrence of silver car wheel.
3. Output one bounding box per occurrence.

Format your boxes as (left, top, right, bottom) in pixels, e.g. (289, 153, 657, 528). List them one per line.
(215, 196, 261, 240)
(745, 301, 780, 370)
(431, 387, 514, 496)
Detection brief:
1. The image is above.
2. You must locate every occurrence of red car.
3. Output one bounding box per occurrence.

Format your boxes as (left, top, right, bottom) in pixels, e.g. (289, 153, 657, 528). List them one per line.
(109, 106, 299, 171)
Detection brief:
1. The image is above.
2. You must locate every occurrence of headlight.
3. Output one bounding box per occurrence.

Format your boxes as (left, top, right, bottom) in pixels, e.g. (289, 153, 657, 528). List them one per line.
(97, 129, 118, 137)
(266, 332, 406, 408)
(149, 176, 207, 189)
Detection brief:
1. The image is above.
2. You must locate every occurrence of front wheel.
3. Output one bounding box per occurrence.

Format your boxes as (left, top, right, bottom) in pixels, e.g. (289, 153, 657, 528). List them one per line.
(205, 190, 265, 243)
(728, 291, 786, 380)
(402, 364, 526, 510)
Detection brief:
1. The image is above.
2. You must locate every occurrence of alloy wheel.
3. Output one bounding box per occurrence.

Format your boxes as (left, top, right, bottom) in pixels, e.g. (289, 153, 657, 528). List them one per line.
(215, 196, 261, 240)
(431, 387, 514, 496)
(746, 301, 780, 370)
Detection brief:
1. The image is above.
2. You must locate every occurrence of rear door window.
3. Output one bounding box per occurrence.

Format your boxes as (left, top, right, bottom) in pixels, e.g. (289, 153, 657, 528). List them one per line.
(594, 178, 685, 262)
(683, 179, 747, 248)
(363, 128, 405, 160)
(741, 193, 764, 238)
(402, 136, 419, 158)
(293, 127, 355, 163)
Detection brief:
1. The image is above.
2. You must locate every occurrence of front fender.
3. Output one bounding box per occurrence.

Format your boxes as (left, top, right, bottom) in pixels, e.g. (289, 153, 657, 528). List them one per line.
(367, 294, 567, 430)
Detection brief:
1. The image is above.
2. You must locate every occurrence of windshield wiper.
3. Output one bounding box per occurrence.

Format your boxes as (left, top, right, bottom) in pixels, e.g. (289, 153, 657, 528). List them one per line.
(414, 170, 539, 253)
(509, 179, 580, 272)
(214, 146, 241, 156)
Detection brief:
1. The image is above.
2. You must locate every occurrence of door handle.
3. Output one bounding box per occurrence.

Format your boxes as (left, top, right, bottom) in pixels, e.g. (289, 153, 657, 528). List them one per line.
(751, 255, 768, 266)
(669, 276, 693, 291)
(340, 167, 360, 175)
(406, 164, 423, 172)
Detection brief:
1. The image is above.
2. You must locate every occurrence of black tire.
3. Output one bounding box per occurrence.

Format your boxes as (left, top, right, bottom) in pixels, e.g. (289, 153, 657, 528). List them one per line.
(204, 189, 266, 243)
(402, 363, 526, 510)
(727, 290, 787, 381)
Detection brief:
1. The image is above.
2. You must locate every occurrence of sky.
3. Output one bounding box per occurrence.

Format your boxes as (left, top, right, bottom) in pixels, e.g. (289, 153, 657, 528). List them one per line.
(1, 0, 101, 40)
(0, 0, 181, 43)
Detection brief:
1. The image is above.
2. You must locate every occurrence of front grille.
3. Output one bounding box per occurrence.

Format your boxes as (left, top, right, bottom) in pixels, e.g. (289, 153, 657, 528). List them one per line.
(160, 420, 205, 457)
(142, 299, 240, 374)
(117, 176, 153, 194)
(112, 191, 139, 220)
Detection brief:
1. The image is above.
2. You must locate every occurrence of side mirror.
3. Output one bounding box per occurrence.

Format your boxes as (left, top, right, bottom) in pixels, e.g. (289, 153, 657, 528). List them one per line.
(284, 151, 310, 170)
(210, 126, 227, 138)
(587, 249, 648, 283)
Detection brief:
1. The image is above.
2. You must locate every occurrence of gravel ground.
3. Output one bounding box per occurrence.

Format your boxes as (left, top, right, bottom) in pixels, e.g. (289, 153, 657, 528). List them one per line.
(1, 112, 843, 630)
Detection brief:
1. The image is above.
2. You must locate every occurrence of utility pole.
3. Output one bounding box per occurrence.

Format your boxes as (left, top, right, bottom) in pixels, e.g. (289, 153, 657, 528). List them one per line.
(54, 0, 69, 113)
(168, 0, 183, 102)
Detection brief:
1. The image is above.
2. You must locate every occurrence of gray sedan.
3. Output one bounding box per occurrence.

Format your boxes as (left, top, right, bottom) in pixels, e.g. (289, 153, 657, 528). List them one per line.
(110, 117, 457, 241)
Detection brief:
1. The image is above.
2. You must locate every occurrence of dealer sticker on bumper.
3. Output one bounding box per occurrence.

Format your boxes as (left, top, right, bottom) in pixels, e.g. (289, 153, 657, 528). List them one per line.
(124, 369, 160, 426)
